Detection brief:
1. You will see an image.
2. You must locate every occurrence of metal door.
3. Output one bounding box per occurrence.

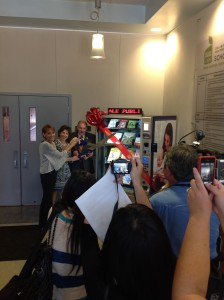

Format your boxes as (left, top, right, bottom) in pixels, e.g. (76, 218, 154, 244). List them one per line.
(0, 94, 71, 206)
(0, 95, 21, 205)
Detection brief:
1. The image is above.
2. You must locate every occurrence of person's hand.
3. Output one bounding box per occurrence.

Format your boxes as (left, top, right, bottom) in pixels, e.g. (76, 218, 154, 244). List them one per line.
(81, 154, 88, 160)
(83, 151, 93, 159)
(107, 164, 124, 184)
(205, 179, 224, 221)
(130, 157, 143, 186)
(188, 168, 212, 220)
(70, 137, 79, 146)
(71, 155, 79, 162)
(84, 218, 89, 224)
(113, 174, 124, 184)
(73, 150, 79, 156)
(86, 151, 94, 158)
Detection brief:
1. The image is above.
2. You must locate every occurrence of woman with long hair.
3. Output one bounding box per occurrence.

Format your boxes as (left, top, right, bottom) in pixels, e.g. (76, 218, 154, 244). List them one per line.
(81, 157, 176, 300)
(51, 170, 96, 300)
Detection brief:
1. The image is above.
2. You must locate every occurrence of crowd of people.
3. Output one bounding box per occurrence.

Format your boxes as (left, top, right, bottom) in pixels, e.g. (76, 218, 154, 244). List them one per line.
(39, 121, 95, 228)
(38, 121, 224, 300)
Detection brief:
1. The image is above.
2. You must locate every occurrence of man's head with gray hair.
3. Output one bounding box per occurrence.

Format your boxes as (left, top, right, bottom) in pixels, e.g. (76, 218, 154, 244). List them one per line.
(164, 144, 198, 182)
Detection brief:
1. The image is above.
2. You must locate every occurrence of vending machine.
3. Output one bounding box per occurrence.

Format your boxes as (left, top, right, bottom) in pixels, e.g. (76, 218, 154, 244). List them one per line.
(95, 108, 176, 196)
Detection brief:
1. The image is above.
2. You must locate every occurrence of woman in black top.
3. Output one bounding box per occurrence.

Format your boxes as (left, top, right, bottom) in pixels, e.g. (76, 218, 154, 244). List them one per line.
(81, 157, 175, 300)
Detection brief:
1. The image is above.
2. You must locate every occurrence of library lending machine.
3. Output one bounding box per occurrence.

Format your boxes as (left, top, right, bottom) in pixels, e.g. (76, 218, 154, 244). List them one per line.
(95, 109, 177, 196)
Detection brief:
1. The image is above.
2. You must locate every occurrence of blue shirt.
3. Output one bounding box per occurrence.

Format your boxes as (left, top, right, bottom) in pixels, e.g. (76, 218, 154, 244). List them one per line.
(150, 183, 219, 259)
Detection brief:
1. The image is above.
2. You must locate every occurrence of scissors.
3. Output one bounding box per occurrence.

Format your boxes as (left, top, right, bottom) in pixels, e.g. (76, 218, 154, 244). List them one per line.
(86, 132, 118, 151)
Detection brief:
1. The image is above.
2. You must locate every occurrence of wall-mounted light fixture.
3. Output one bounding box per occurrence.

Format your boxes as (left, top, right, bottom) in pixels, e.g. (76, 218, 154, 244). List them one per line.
(90, 0, 105, 59)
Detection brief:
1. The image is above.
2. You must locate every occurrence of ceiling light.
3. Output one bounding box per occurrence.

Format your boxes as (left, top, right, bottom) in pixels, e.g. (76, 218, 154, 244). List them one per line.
(150, 28, 162, 32)
(90, 0, 105, 59)
(91, 33, 105, 59)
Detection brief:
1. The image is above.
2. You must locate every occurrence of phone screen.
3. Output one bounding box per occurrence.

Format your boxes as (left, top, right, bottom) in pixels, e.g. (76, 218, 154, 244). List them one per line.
(199, 157, 215, 183)
(113, 162, 129, 174)
(217, 159, 224, 183)
(122, 174, 132, 186)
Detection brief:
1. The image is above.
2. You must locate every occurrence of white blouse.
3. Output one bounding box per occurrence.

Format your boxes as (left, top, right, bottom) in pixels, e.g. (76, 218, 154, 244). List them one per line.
(39, 141, 68, 174)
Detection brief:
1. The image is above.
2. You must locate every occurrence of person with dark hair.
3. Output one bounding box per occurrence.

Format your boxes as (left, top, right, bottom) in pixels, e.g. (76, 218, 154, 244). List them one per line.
(150, 144, 219, 259)
(39, 124, 79, 228)
(81, 157, 176, 300)
(51, 170, 96, 300)
(69, 120, 96, 174)
(52, 125, 80, 204)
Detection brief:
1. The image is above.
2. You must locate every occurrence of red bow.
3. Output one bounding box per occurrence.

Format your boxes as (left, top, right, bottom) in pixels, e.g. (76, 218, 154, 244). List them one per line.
(86, 107, 107, 129)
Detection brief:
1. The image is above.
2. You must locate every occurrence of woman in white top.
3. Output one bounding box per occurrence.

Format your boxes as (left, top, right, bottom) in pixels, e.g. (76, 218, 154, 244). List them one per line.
(39, 124, 79, 227)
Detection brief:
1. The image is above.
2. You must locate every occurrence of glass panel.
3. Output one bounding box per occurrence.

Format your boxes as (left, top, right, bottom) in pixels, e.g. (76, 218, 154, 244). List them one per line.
(29, 107, 36, 142)
(2, 107, 10, 142)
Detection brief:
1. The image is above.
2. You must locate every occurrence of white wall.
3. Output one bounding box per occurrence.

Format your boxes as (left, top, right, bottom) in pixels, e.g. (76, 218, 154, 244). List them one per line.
(0, 27, 166, 131)
(0, 0, 221, 138)
(163, 0, 224, 143)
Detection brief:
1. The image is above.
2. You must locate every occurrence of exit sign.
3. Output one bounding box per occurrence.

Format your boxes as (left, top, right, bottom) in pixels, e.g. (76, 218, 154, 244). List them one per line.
(108, 108, 143, 115)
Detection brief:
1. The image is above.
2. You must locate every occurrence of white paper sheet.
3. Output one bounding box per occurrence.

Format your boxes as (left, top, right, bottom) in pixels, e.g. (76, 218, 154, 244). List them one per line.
(76, 171, 131, 241)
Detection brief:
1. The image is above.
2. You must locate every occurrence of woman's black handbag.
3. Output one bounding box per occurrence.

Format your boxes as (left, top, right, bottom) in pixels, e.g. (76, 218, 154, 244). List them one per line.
(0, 243, 53, 300)
(0, 203, 62, 300)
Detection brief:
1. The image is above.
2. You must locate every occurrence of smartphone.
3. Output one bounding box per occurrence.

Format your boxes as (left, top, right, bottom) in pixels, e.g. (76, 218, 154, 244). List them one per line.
(111, 159, 132, 174)
(216, 159, 224, 184)
(197, 156, 216, 184)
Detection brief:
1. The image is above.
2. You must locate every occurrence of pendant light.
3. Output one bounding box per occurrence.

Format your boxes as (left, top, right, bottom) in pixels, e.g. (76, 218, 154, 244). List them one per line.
(90, 0, 105, 59)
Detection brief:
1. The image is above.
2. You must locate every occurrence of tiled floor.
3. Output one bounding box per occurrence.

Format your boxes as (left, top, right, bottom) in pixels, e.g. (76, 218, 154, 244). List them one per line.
(0, 205, 39, 289)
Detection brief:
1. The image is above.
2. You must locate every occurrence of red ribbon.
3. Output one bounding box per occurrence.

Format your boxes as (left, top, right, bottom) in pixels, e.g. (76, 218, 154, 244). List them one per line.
(86, 107, 151, 185)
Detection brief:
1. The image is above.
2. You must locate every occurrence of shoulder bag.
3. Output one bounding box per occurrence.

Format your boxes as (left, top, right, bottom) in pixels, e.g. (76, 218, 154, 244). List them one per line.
(0, 203, 63, 300)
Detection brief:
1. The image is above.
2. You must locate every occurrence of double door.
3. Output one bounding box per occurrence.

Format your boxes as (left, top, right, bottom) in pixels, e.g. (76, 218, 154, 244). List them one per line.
(0, 94, 71, 206)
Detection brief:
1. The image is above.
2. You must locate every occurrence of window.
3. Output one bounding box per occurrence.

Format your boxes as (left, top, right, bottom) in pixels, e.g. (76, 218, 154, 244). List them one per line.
(2, 107, 10, 142)
(29, 107, 37, 142)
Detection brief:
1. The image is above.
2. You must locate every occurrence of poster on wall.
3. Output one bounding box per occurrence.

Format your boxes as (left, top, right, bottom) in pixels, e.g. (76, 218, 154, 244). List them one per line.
(196, 35, 224, 75)
(195, 33, 224, 152)
(151, 116, 177, 193)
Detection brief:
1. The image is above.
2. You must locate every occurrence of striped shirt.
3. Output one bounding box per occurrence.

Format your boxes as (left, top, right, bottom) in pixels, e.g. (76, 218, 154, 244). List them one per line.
(51, 210, 87, 300)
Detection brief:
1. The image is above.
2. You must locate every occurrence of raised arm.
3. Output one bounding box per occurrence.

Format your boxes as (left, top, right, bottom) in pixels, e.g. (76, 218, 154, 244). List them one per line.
(206, 178, 224, 232)
(130, 157, 152, 209)
(172, 167, 212, 300)
(64, 137, 79, 152)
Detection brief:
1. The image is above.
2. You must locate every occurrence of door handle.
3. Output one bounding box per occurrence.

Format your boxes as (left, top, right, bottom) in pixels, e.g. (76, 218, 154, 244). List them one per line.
(23, 151, 28, 168)
(13, 150, 18, 168)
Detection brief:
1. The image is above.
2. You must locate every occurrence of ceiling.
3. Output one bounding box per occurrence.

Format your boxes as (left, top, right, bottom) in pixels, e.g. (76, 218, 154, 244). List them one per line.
(0, 0, 217, 35)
